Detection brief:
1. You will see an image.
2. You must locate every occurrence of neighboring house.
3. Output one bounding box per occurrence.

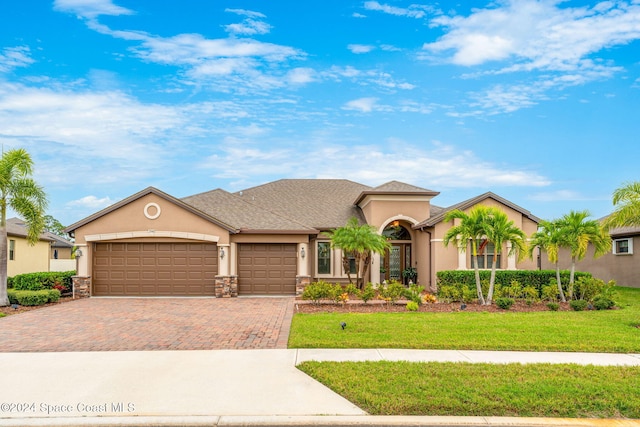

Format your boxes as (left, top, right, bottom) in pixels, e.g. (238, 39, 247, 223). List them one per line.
(6, 218, 52, 276)
(64, 179, 539, 297)
(540, 224, 639, 288)
(45, 230, 75, 272)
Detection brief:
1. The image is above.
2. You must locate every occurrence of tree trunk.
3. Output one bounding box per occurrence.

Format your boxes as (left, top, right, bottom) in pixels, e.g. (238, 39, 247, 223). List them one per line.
(360, 251, 371, 290)
(486, 262, 497, 305)
(472, 252, 486, 305)
(555, 262, 566, 302)
(0, 224, 8, 306)
(569, 257, 576, 300)
(342, 256, 353, 285)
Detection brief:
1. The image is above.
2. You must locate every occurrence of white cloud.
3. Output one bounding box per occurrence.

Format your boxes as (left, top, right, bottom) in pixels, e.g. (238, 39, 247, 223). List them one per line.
(66, 195, 115, 209)
(423, 0, 640, 72)
(0, 46, 34, 73)
(343, 97, 379, 112)
(224, 9, 271, 35)
(287, 67, 316, 85)
(348, 44, 376, 54)
(363, 1, 434, 19)
(53, 0, 133, 18)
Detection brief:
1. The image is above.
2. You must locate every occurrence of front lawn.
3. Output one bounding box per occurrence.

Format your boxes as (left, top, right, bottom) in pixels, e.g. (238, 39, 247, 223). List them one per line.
(289, 286, 640, 352)
(298, 361, 640, 418)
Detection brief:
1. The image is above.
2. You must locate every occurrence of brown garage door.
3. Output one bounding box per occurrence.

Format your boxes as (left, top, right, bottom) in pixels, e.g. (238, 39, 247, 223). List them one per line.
(93, 242, 218, 296)
(237, 243, 297, 295)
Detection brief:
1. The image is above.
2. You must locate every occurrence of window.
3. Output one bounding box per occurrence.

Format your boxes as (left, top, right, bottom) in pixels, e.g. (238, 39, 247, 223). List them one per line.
(613, 238, 633, 255)
(317, 241, 331, 274)
(471, 242, 501, 269)
(347, 253, 357, 275)
(9, 239, 15, 261)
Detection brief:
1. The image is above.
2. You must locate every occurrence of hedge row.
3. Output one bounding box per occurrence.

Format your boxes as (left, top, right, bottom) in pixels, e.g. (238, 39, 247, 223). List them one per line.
(7, 289, 61, 306)
(11, 271, 75, 292)
(436, 270, 592, 293)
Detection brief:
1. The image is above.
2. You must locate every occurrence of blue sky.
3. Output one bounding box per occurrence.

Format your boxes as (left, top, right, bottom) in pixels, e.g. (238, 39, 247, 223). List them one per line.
(1, 0, 639, 227)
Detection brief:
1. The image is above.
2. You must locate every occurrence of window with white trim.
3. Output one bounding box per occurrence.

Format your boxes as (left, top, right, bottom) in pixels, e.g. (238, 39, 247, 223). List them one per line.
(471, 242, 501, 269)
(9, 239, 15, 261)
(317, 241, 332, 275)
(613, 238, 633, 255)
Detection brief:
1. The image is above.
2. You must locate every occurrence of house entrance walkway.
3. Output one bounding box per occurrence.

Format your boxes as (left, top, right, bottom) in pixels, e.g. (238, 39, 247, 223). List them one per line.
(0, 297, 295, 352)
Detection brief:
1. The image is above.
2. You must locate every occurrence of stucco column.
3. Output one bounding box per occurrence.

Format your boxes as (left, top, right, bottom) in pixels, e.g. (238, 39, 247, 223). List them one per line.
(507, 242, 517, 270)
(75, 244, 89, 276)
(371, 252, 381, 284)
(458, 249, 466, 270)
(297, 243, 309, 276)
(218, 244, 230, 276)
(229, 243, 237, 276)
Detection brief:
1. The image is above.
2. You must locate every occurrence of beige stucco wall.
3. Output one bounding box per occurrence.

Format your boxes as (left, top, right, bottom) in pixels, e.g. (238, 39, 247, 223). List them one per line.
(51, 246, 72, 260)
(540, 238, 639, 288)
(429, 201, 539, 288)
(8, 237, 50, 276)
(359, 197, 432, 227)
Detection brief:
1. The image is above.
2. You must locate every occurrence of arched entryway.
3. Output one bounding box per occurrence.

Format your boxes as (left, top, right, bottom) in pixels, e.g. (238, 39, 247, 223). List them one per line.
(381, 222, 414, 284)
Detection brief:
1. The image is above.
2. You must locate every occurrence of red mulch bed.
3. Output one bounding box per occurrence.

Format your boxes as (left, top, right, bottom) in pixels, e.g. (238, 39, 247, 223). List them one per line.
(0, 295, 77, 317)
(294, 299, 571, 313)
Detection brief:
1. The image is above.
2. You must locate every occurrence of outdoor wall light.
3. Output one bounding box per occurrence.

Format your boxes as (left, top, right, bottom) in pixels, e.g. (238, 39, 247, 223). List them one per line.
(220, 247, 225, 259)
(300, 247, 305, 259)
(75, 249, 83, 258)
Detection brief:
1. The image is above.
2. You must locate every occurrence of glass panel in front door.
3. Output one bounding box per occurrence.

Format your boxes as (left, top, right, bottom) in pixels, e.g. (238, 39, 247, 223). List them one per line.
(389, 246, 401, 281)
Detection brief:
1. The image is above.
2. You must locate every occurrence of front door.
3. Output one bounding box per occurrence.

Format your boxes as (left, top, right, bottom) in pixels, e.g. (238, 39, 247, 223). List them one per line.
(383, 243, 411, 284)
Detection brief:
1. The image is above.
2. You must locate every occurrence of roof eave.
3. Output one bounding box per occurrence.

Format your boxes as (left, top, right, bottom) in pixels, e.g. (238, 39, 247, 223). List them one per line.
(354, 190, 440, 206)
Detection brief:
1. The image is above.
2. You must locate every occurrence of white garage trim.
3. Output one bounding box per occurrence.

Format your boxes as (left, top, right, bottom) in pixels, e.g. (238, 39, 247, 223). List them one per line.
(85, 230, 220, 242)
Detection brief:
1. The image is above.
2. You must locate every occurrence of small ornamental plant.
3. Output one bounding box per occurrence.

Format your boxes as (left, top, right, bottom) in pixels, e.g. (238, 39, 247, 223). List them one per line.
(406, 301, 419, 311)
(422, 293, 437, 304)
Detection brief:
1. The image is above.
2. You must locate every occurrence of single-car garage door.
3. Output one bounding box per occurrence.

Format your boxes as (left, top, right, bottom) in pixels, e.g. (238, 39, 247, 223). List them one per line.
(93, 242, 218, 296)
(237, 243, 297, 295)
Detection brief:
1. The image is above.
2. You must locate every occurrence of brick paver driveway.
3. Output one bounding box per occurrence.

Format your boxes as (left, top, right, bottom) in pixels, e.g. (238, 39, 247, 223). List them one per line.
(0, 297, 295, 352)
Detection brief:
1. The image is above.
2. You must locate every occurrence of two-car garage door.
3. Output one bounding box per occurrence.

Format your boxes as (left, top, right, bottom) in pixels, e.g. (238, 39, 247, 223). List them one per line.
(92, 242, 297, 296)
(93, 242, 218, 296)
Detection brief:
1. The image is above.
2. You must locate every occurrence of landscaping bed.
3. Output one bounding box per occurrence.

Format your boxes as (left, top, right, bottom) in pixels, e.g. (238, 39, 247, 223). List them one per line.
(295, 299, 571, 313)
(0, 295, 76, 317)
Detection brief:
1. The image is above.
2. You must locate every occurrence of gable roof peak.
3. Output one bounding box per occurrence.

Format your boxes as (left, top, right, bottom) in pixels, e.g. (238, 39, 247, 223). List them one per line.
(372, 180, 438, 193)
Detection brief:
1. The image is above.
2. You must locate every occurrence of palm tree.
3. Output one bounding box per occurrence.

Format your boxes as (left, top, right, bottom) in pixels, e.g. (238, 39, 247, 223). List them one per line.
(327, 217, 391, 289)
(603, 181, 640, 229)
(557, 210, 611, 298)
(483, 208, 527, 305)
(529, 219, 566, 302)
(443, 205, 493, 305)
(0, 148, 48, 306)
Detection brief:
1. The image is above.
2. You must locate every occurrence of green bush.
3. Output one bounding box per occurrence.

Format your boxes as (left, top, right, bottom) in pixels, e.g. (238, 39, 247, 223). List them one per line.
(404, 284, 424, 305)
(7, 289, 51, 306)
(461, 287, 477, 303)
(358, 283, 376, 303)
(437, 285, 462, 303)
(302, 281, 333, 304)
(541, 284, 559, 302)
(406, 301, 419, 312)
(436, 270, 591, 296)
(12, 271, 75, 292)
(378, 280, 405, 304)
(7, 276, 13, 289)
(47, 289, 61, 303)
(495, 297, 514, 310)
(570, 300, 589, 311)
(592, 295, 615, 310)
(522, 285, 540, 302)
(547, 302, 560, 311)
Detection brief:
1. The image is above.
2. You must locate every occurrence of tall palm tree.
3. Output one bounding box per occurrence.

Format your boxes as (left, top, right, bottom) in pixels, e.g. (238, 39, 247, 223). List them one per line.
(529, 219, 566, 302)
(443, 205, 493, 305)
(603, 181, 640, 229)
(483, 208, 527, 305)
(557, 210, 610, 298)
(0, 148, 48, 306)
(327, 217, 391, 289)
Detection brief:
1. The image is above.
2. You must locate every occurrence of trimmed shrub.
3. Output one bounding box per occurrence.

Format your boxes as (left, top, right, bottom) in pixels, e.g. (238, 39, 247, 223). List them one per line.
(358, 283, 376, 303)
(12, 271, 75, 293)
(406, 301, 419, 312)
(495, 297, 514, 310)
(570, 300, 589, 312)
(47, 289, 61, 303)
(592, 295, 616, 310)
(378, 280, 405, 304)
(547, 302, 560, 311)
(302, 281, 333, 304)
(437, 285, 462, 303)
(8, 289, 51, 306)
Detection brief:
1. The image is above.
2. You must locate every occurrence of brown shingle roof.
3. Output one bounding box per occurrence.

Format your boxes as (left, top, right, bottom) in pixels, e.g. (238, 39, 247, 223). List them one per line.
(414, 192, 540, 229)
(182, 188, 317, 233)
(6, 218, 54, 242)
(233, 179, 370, 230)
(354, 180, 439, 205)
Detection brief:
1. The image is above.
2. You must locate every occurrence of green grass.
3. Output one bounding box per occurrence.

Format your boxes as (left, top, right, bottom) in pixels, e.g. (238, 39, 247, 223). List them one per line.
(298, 361, 640, 418)
(289, 287, 640, 352)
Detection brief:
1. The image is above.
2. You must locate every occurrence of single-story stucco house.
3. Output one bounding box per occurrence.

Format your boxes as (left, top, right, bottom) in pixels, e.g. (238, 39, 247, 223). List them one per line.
(64, 179, 540, 297)
(6, 217, 74, 276)
(540, 223, 639, 288)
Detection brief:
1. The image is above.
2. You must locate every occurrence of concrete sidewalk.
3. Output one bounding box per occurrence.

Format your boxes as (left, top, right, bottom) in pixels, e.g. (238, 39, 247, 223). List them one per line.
(1, 349, 639, 426)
